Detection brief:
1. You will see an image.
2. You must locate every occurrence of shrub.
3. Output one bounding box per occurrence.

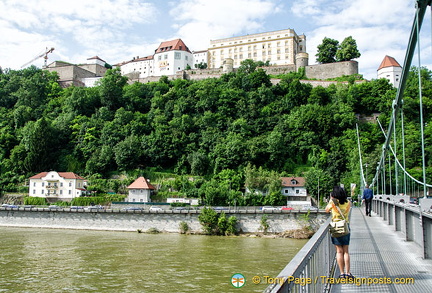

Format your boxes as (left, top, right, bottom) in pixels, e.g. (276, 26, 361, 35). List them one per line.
(260, 215, 270, 234)
(198, 207, 219, 234)
(23, 196, 47, 206)
(226, 216, 238, 235)
(217, 212, 228, 235)
(179, 221, 189, 234)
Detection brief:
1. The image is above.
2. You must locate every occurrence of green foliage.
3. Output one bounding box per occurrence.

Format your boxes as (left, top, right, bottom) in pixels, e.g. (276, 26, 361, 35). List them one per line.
(23, 196, 47, 205)
(259, 215, 270, 234)
(0, 63, 431, 205)
(179, 221, 189, 234)
(316, 37, 339, 63)
(336, 36, 361, 62)
(198, 207, 219, 235)
(226, 216, 238, 235)
(317, 36, 361, 63)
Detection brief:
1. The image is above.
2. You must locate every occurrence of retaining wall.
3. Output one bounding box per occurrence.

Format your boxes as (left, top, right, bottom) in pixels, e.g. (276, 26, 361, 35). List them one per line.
(0, 208, 328, 234)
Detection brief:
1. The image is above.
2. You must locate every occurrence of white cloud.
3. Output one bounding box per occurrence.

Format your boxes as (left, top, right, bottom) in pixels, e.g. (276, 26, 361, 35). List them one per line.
(0, 0, 158, 69)
(170, 0, 281, 50)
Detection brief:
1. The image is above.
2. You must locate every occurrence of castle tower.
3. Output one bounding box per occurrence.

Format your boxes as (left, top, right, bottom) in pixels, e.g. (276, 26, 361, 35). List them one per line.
(295, 52, 309, 70)
(377, 55, 402, 88)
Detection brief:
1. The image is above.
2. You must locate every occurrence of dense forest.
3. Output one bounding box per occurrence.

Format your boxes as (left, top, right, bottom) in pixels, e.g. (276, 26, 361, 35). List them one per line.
(1, 60, 431, 205)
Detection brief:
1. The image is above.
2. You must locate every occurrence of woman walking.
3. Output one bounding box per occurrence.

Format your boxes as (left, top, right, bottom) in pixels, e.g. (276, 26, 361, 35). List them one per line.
(325, 186, 354, 279)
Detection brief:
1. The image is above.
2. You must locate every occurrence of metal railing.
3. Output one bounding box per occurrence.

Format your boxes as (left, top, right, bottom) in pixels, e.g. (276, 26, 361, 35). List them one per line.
(264, 217, 336, 293)
(372, 197, 432, 259)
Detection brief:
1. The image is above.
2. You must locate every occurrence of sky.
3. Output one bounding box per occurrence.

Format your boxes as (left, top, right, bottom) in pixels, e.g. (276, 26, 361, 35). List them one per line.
(0, 0, 431, 80)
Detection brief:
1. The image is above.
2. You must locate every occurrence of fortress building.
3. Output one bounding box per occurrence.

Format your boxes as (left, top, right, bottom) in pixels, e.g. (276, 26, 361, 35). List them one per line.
(377, 55, 402, 88)
(119, 39, 194, 79)
(208, 28, 307, 69)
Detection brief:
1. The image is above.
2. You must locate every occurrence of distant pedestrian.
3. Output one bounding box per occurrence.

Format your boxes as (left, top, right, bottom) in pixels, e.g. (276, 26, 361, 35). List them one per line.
(325, 186, 353, 279)
(362, 185, 373, 217)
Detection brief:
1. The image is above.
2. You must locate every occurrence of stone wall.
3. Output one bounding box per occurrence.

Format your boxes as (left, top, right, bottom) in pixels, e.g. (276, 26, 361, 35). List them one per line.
(304, 61, 358, 80)
(0, 209, 328, 234)
(124, 61, 358, 85)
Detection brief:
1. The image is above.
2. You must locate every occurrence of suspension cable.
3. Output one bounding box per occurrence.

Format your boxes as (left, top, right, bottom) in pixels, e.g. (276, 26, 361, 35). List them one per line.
(417, 6, 428, 198)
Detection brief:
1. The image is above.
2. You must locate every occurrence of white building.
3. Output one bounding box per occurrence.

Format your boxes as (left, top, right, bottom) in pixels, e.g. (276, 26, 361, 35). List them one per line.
(377, 55, 402, 88)
(208, 28, 306, 69)
(153, 39, 193, 76)
(120, 39, 194, 78)
(192, 50, 208, 68)
(119, 55, 154, 78)
(281, 177, 310, 206)
(126, 177, 156, 203)
(29, 171, 87, 201)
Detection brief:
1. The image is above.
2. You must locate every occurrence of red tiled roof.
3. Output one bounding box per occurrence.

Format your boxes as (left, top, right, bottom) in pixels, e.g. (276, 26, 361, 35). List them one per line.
(378, 55, 401, 71)
(29, 172, 85, 180)
(281, 177, 306, 187)
(155, 39, 191, 54)
(127, 177, 156, 190)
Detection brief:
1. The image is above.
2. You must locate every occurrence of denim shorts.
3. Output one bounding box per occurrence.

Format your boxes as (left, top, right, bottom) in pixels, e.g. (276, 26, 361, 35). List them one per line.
(331, 232, 351, 246)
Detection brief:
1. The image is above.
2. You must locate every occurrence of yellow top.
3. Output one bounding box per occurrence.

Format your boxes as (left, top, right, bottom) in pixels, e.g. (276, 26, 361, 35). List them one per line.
(325, 199, 350, 223)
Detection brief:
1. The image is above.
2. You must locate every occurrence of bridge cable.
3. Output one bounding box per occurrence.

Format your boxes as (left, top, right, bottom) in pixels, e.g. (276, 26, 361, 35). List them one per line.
(416, 5, 428, 198)
(377, 119, 432, 188)
(356, 124, 367, 188)
(371, 1, 431, 196)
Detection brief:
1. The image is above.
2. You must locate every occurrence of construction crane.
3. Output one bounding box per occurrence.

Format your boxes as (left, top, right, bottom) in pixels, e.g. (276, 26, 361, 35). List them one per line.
(21, 47, 55, 69)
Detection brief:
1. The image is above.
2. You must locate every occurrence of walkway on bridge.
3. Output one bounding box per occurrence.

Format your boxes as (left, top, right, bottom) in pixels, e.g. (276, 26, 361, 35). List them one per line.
(330, 206, 432, 293)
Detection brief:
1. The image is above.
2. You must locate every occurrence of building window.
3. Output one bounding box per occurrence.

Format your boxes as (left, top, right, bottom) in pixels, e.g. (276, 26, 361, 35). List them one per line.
(33, 189, 36, 194)
(60, 183, 63, 187)
(158, 56, 161, 61)
(284, 190, 288, 194)
(41, 190, 44, 194)
(296, 190, 300, 194)
(33, 182, 36, 187)
(175, 52, 181, 59)
(42, 182, 44, 187)
(60, 190, 63, 195)
(69, 182, 72, 187)
(164, 54, 168, 60)
(68, 190, 72, 195)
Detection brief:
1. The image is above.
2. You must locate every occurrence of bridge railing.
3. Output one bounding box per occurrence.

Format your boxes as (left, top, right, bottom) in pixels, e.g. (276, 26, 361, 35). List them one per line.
(264, 217, 335, 293)
(372, 197, 432, 259)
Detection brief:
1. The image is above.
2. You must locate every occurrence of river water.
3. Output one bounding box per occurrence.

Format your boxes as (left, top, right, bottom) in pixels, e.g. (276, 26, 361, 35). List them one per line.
(0, 227, 307, 293)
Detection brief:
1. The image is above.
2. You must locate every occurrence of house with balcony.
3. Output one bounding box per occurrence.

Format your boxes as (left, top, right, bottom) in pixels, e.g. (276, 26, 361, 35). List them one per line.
(281, 177, 310, 207)
(126, 177, 156, 203)
(29, 171, 87, 202)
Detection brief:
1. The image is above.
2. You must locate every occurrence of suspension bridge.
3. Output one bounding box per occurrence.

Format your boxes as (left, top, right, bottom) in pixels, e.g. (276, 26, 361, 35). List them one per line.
(265, 1, 432, 292)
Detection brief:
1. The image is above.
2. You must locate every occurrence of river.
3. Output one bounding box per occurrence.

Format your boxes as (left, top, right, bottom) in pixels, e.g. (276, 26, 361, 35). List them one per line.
(0, 227, 307, 293)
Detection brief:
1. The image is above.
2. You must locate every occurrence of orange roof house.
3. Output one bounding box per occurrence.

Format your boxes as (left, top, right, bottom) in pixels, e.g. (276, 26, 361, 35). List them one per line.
(127, 177, 156, 190)
(154, 39, 191, 54)
(126, 177, 155, 203)
(377, 55, 402, 88)
(28, 171, 87, 201)
(377, 55, 401, 71)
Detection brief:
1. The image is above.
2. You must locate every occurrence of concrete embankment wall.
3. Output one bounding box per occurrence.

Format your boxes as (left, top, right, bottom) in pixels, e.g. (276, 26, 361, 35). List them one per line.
(0, 209, 328, 233)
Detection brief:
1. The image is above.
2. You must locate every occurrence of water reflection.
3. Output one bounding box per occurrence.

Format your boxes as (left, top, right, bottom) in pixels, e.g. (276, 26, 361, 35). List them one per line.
(0, 227, 307, 292)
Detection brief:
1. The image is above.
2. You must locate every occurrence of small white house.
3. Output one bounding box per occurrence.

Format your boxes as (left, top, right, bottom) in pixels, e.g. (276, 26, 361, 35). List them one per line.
(281, 177, 310, 206)
(29, 171, 87, 201)
(126, 177, 156, 203)
(377, 55, 402, 88)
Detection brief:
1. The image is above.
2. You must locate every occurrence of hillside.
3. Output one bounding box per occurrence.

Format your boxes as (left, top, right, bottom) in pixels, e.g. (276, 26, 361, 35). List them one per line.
(1, 62, 431, 205)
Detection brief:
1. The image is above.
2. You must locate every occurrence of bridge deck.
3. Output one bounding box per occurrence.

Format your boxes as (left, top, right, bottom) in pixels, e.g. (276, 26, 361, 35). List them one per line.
(330, 207, 432, 292)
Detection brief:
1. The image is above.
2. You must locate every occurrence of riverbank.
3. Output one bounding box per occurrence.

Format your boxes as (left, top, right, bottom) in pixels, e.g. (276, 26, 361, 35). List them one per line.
(0, 208, 328, 236)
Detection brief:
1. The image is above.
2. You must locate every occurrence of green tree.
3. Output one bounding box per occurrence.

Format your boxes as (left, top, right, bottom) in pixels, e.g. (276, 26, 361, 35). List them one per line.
(336, 36, 361, 62)
(316, 37, 339, 63)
